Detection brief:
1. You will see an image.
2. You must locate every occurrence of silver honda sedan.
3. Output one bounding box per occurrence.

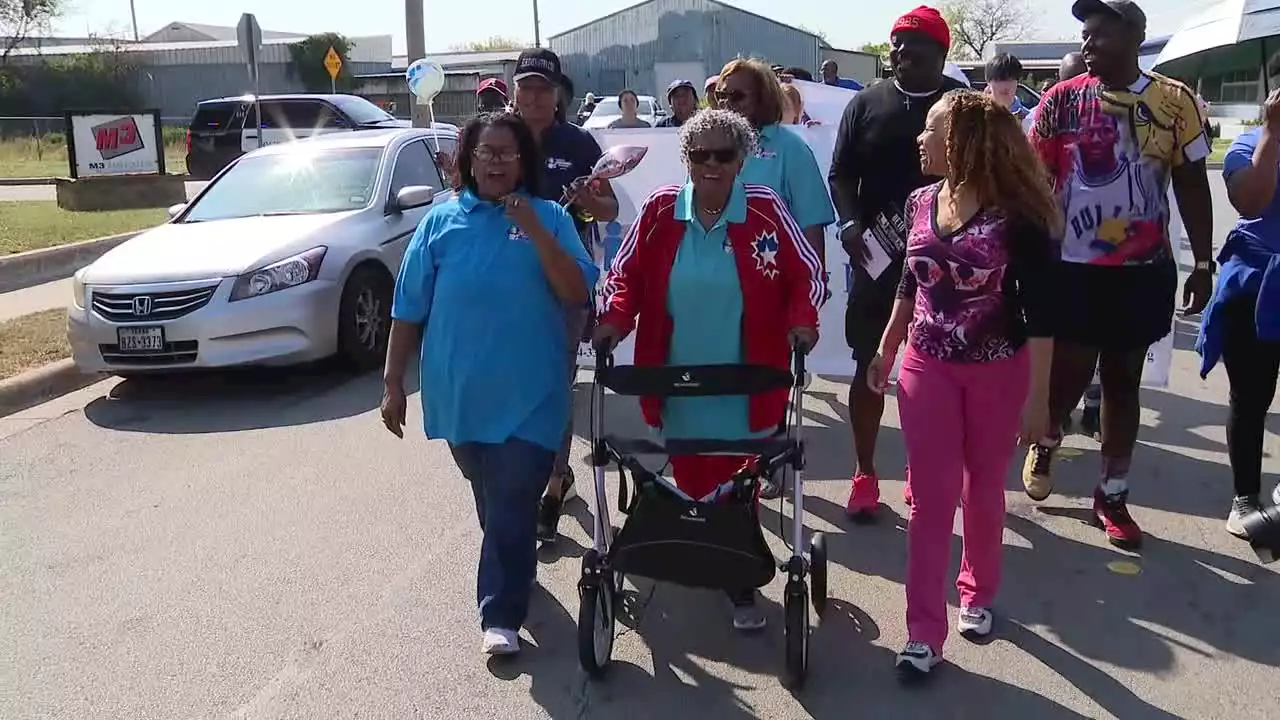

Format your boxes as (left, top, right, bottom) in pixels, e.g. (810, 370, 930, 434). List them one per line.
(68, 128, 457, 374)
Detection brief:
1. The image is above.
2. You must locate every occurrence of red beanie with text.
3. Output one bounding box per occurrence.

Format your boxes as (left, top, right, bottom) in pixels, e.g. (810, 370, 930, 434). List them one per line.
(891, 6, 951, 53)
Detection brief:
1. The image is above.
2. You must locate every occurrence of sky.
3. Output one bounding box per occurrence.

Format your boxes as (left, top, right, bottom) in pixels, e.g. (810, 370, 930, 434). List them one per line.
(52, 0, 1206, 53)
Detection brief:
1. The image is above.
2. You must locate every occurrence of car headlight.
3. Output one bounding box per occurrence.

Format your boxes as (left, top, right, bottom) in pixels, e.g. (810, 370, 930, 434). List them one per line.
(71, 272, 87, 309)
(229, 247, 326, 302)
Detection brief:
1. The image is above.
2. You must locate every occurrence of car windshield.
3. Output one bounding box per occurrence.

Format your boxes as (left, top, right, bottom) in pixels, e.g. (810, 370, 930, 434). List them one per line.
(331, 95, 397, 124)
(593, 98, 656, 117)
(181, 147, 382, 222)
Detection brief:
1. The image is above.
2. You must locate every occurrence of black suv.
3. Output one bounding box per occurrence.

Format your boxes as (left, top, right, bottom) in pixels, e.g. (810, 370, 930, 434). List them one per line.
(184, 94, 408, 180)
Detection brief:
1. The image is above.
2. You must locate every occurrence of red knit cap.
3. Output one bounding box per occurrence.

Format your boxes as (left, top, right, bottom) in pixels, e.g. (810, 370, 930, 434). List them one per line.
(891, 6, 951, 53)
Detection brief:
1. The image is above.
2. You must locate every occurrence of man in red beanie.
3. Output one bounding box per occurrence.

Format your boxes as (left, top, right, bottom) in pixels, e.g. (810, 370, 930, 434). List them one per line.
(829, 5, 967, 529)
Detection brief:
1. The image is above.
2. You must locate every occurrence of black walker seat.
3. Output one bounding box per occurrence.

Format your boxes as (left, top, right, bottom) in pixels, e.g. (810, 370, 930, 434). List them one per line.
(578, 345, 825, 688)
(596, 362, 799, 592)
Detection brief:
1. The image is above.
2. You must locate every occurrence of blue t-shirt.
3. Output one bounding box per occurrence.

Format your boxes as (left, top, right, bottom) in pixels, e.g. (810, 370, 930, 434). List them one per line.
(831, 77, 863, 91)
(738, 123, 836, 231)
(391, 189, 600, 450)
(1224, 127, 1280, 246)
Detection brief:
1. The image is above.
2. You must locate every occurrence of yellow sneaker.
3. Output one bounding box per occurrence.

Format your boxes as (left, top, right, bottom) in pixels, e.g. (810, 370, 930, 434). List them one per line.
(1022, 444, 1055, 501)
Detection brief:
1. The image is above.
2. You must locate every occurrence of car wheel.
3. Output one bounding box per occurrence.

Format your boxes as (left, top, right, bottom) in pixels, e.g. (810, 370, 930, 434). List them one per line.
(337, 265, 393, 371)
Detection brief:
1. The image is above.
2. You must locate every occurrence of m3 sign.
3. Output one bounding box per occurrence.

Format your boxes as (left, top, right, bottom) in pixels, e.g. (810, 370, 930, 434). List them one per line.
(64, 109, 167, 179)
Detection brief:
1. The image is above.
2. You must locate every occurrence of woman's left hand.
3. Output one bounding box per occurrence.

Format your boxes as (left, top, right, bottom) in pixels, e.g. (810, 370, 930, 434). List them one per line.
(1018, 395, 1050, 447)
(788, 326, 818, 352)
(503, 194, 542, 234)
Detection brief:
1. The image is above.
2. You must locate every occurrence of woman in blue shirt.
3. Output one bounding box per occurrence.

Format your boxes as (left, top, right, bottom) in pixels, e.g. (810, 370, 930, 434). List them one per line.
(715, 57, 835, 497)
(1197, 91, 1280, 537)
(380, 112, 599, 657)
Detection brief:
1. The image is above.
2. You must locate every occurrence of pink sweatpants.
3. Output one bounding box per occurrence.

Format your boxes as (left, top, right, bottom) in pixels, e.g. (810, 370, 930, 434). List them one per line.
(896, 345, 1029, 654)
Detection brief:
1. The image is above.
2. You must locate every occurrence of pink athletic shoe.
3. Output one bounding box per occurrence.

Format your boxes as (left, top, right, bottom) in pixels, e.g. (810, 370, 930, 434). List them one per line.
(846, 471, 881, 521)
(904, 466, 913, 507)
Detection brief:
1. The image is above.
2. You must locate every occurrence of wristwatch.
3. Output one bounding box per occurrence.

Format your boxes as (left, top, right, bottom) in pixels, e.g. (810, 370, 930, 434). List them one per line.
(1194, 260, 1216, 273)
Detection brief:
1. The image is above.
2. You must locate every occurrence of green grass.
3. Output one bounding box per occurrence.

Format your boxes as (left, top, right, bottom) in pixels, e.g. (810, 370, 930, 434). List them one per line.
(1209, 136, 1231, 164)
(0, 134, 187, 179)
(0, 309, 69, 381)
(0, 202, 168, 256)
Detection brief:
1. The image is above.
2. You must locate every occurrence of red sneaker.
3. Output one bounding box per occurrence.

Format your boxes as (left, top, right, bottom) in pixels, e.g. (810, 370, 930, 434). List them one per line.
(1092, 488, 1142, 550)
(846, 471, 881, 522)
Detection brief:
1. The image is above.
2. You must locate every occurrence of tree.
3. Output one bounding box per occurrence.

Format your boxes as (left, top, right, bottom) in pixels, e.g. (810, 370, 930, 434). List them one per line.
(448, 36, 525, 52)
(287, 33, 357, 92)
(1, 0, 63, 62)
(859, 42, 890, 63)
(940, 0, 1035, 60)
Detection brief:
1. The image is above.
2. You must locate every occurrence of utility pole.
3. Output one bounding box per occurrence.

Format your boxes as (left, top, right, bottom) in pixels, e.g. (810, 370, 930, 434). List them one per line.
(129, 0, 140, 41)
(532, 0, 541, 47)
(405, 0, 430, 127)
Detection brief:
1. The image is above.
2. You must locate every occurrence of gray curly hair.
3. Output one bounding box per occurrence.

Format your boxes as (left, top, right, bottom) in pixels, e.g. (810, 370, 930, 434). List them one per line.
(677, 108, 758, 166)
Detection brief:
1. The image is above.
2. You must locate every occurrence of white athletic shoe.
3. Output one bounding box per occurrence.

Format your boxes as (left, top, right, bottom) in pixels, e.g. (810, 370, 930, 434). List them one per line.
(481, 628, 520, 656)
(895, 641, 941, 678)
(957, 607, 993, 638)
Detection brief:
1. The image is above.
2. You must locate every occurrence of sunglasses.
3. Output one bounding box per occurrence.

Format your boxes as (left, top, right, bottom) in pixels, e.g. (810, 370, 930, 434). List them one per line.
(714, 89, 750, 103)
(687, 147, 738, 164)
(473, 146, 520, 163)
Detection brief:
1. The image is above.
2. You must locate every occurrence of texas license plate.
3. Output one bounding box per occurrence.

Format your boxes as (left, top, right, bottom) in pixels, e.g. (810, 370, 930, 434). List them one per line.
(117, 326, 164, 353)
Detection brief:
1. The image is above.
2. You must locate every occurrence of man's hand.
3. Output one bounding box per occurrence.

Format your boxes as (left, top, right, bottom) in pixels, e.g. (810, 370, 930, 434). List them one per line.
(380, 383, 407, 438)
(1181, 268, 1213, 317)
(788, 326, 818, 352)
(839, 221, 870, 264)
(592, 322, 625, 353)
(1264, 88, 1280, 136)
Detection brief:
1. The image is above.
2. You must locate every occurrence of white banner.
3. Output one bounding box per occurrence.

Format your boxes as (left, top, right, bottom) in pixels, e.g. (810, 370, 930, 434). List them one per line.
(577, 125, 1173, 388)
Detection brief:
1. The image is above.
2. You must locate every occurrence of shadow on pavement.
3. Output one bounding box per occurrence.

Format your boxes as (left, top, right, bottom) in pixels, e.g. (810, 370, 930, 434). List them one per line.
(80, 361, 400, 434)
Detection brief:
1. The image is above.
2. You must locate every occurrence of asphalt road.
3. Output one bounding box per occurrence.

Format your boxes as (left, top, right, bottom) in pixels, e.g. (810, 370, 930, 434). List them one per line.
(2, 323, 1279, 719)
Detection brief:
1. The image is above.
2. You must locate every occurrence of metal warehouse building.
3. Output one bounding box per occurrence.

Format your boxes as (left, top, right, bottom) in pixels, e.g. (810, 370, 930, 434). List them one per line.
(7, 32, 394, 121)
(549, 0, 822, 101)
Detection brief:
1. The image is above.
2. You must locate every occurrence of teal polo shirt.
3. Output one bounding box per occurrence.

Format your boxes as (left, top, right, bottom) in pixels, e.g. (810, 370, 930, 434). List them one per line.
(738, 122, 836, 231)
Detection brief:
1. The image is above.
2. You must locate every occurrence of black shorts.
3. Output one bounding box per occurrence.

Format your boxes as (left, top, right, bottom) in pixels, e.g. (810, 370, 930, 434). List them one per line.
(1055, 260, 1177, 351)
(845, 262, 904, 370)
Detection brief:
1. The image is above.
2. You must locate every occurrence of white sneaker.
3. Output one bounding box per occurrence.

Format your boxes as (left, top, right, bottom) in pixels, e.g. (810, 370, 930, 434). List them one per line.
(1272, 483, 1280, 507)
(957, 607, 993, 638)
(895, 641, 941, 677)
(481, 628, 520, 655)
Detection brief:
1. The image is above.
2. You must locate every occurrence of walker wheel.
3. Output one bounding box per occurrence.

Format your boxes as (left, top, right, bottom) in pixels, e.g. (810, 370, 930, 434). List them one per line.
(577, 550, 616, 677)
(808, 532, 828, 618)
(782, 581, 810, 689)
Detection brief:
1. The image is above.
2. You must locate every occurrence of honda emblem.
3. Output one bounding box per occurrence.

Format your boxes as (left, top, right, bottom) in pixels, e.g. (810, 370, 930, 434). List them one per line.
(132, 296, 153, 316)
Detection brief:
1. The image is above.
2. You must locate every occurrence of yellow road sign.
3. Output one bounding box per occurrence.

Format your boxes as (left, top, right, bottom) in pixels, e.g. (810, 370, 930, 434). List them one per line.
(324, 46, 342, 80)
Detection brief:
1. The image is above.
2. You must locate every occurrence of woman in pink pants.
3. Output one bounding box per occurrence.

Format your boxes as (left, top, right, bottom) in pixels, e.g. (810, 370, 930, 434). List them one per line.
(865, 90, 1060, 679)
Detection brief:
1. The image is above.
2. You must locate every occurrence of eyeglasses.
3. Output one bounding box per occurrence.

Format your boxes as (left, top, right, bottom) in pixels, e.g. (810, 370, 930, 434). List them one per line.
(715, 89, 749, 104)
(473, 146, 520, 163)
(687, 147, 738, 164)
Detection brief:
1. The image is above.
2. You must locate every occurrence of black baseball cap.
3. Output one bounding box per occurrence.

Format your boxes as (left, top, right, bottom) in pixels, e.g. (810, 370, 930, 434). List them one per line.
(1071, 0, 1147, 32)
(666, 78, 697, 99)
(513, 47, 564, 85)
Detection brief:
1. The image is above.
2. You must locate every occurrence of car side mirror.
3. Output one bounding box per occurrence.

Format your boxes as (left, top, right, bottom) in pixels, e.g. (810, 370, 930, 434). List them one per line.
(167, 203, 186, 219)
(395, 185, 435, 212)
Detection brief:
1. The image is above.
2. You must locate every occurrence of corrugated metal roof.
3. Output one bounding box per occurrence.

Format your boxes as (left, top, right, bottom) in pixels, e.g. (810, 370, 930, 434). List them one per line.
(549, 0, 818, 41)
(391, 49, 523, 70)
(142, 21, 306, 42)
(6, 34, 394, 64)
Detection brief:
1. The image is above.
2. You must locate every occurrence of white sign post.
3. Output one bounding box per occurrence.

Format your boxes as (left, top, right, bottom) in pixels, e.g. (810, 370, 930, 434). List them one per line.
(237, 13, 263, 149)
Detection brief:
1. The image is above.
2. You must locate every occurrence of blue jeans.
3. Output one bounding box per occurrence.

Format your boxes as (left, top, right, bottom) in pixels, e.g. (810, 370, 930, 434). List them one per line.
(449, 438, 556, 630)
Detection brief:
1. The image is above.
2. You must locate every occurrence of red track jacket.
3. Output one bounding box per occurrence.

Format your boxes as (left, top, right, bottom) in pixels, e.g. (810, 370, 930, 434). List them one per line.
(599, 182, 826, 432)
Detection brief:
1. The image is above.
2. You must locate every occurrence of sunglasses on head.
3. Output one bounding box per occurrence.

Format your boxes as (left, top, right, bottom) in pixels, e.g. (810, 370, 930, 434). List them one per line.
(714, 89, 749, 103)
(688, 147, 738, 164)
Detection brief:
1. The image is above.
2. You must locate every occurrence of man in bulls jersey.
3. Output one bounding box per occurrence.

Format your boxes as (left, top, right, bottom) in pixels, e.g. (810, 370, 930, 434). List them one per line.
(1025, 0, 1214, 550)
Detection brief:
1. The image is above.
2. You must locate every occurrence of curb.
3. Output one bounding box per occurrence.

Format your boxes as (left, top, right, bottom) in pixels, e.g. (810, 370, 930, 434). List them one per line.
(0, 231, 141, 294)
(0, 359, 103, 418)
(0, 174, 189, 187)
(0, 177, 56, 186)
